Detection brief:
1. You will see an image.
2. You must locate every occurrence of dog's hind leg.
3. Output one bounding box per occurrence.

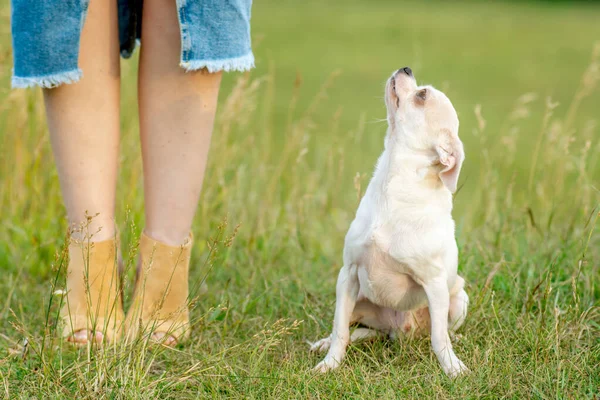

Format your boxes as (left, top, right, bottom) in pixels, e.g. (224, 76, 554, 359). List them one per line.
(448, 277, 468, 332)
(314, 265, 360, 372)
(310, 297, 382, 354)
(350, 327, 382, 342)
(309, 327, 381, 354)
(308, 335, 332, 353)
(449, 289, 469, 332)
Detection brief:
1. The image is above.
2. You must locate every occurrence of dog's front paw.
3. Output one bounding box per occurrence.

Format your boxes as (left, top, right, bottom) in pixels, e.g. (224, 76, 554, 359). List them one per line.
(443, 358, 469, 378)
(314, 355, 341, 373)
(308, 336, 332, 353)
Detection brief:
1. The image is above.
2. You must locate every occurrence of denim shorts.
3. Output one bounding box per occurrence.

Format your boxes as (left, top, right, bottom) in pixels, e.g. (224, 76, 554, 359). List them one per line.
(10, 0, 254, 88)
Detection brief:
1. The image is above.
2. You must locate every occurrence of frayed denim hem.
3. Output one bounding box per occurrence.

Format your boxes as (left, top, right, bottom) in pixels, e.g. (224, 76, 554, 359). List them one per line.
(11, 69, 83, 89)
(181, 52, 255, 73)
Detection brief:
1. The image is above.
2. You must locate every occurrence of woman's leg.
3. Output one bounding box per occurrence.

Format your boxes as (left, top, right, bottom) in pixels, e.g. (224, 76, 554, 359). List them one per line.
(43, 0, 121, 242)
(138, 0, 222, 247)
(134, 0, 222, 345)
(43, 0, 121, 344)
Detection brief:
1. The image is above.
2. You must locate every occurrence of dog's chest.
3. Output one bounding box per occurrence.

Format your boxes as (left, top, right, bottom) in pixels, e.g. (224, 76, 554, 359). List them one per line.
(355, 242, 428, 311)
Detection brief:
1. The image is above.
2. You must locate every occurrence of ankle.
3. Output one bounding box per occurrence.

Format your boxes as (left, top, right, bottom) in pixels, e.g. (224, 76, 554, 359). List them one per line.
(68, 218, 117, 242)
(142, 228, 190, 247)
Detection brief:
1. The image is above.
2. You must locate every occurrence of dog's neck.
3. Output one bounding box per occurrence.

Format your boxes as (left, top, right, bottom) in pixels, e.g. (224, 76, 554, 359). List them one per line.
(374, 126, 451, 205)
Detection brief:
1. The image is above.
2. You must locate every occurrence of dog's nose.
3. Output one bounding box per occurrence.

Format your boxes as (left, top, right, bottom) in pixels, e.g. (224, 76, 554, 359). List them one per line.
(398, 67, 413, 77)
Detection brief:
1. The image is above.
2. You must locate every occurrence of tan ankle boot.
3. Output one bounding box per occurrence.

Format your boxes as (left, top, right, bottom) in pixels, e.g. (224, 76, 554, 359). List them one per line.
(61, 238, 124, 343)
(125, 233, 192, 344)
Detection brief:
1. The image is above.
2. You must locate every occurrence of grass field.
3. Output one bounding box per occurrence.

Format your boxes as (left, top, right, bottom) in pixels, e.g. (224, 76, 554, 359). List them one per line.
(1, 0, 600, 398)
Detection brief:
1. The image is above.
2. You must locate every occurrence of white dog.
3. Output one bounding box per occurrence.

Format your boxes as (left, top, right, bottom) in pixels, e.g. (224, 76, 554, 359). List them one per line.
(310, 67, 469, 377)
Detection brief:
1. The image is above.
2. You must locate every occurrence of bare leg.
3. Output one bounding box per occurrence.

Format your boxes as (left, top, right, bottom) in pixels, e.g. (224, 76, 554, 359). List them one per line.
(314, 265, 360, 372)
(138, 0, 222, 248)
(43, 0, 120, 243)
(43, 0, 120, 343)
(423, 277, 468, 377)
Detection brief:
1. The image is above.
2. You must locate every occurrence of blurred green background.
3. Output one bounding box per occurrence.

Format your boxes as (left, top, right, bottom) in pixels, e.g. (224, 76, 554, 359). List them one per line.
(248, 0, 600, 150)
(246, 0, 600, 218)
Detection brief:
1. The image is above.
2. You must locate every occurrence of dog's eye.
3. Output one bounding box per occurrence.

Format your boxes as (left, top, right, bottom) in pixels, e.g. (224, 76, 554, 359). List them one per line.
(416, 89, 427, 101)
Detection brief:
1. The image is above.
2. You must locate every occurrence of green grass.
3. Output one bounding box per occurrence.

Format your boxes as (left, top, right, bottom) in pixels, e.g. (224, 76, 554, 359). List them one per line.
(1, 0, 599, 398)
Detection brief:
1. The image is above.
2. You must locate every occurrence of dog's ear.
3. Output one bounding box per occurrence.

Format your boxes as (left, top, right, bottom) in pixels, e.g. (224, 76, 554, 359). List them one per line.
(435, 132, 464, 193)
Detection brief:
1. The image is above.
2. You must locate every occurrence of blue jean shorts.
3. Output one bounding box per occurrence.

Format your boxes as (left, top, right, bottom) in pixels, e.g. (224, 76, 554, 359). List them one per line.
(10, 0, 254, 88)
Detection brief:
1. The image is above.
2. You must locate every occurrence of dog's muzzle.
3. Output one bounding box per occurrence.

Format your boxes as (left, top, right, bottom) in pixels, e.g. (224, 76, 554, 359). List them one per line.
(396, 67, 413, 77)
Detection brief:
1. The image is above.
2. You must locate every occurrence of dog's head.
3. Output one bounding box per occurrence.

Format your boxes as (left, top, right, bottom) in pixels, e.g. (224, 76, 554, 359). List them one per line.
(385, 67, 464, 193)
